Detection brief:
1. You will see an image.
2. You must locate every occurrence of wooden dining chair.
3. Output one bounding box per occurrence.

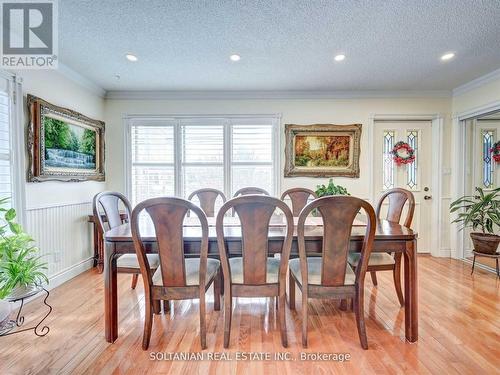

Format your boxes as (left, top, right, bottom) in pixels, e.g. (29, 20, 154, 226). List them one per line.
(187, 188, 226, 217)
(233, 187, 270, 197)
(93, 191, 160, 289)
(347, 188, 415, 306)
(288, 196, 376, 349)
(280, 187, 318, 216)
(131, 197, 222, 350)
(216, 195, 294, 348)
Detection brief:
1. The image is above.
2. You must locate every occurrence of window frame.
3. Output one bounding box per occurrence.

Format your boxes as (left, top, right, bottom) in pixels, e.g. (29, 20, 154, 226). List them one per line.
(0, 71, 24, 226)
(124, 114, 281, 204)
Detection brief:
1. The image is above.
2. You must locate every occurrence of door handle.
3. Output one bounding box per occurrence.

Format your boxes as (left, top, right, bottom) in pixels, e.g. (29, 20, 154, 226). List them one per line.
(424, 195, 432, 200)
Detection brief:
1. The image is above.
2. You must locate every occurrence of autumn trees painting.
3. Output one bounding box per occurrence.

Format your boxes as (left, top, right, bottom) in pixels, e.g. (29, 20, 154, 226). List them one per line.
(294, 135, 350, 167)
(284, 124, 361, 178)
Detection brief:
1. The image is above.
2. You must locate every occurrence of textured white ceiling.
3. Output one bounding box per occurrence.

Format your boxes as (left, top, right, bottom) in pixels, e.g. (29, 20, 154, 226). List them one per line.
(58, 0, 500, 92)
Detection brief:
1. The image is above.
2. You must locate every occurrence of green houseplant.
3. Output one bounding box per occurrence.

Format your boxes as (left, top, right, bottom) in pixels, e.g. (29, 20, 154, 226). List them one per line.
(450, 187, 500, 254)
(0, 198, 48, 300)
(313, 179, 350, 216)
(315, 178, 350, 197)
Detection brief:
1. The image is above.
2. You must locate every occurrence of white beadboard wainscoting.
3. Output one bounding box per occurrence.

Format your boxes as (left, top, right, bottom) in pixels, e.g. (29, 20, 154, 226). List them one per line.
(25, 202, 94, 289)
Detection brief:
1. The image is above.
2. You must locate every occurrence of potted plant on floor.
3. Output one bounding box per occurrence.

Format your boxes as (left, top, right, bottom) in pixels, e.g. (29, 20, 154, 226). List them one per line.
(450, 187, 500, 254)
(0, 198, 48, 331)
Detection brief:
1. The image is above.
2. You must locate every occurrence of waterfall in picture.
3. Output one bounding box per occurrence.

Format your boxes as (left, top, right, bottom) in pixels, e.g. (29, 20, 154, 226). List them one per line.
(45, 148, 96, 169)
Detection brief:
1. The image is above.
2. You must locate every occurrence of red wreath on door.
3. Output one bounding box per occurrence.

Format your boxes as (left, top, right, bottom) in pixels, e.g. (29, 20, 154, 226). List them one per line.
(391, 141, 415, 166)
(491, 141, 500, 163)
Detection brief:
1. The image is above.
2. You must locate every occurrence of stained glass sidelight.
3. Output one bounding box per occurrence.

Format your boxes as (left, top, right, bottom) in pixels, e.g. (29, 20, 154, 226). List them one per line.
(383, 131, 394, 190)
(482, 130, 494, 188)
(407, 131, 418, 190)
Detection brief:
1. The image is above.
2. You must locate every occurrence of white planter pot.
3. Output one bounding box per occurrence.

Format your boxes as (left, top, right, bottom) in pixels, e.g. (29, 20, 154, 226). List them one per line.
(0, 300, 11, 327)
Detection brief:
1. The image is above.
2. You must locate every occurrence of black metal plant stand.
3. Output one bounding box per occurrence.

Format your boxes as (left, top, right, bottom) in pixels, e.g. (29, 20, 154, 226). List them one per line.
(0, 286, 52, 337)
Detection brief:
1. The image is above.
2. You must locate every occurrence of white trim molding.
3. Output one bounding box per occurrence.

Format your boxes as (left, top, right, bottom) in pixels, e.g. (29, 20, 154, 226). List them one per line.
(48, 257, 94, 290)
(453, 68, 500, 97)
(58, 63, 106, 98)
(106, 90, 451, 101)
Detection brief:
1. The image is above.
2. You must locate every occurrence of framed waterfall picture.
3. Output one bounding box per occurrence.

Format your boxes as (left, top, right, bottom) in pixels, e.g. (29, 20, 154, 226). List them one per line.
(27, 95, 105, 182)
(284, 123, 361, 178)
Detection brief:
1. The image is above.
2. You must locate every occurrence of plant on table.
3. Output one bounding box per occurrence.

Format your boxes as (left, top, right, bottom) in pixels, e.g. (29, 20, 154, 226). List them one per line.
(315, 178, 350, 197)
(450, 187, 500, 254)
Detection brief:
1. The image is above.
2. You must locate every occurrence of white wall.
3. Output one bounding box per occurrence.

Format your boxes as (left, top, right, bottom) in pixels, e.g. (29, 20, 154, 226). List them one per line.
(452, 72, 500, 115)
(105, 97, 452, 198)
(105, 96, 453, 255)
(12, 69, 105, 287)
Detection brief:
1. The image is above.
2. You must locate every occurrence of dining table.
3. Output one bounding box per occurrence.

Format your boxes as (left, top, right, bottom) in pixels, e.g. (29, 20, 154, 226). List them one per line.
(102, 215, 418, 344)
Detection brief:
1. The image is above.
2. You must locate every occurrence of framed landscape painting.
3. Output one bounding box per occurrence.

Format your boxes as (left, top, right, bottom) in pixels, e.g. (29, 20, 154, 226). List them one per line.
(27, 95, 105, 182)
(284, 124, 361, 178)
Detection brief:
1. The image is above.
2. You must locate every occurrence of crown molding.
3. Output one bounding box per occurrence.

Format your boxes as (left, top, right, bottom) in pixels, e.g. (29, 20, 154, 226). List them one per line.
(57, 63, 106, 98)
(105, 89, 451, 100)
(452, 67, 500, 97)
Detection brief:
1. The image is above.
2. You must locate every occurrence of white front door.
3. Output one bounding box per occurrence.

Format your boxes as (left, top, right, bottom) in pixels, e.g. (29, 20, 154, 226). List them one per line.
(374, 120, 433, 253)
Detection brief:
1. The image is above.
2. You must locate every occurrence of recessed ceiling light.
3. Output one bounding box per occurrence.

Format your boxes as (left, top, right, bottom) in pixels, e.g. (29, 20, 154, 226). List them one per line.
(441, 53, 455, 61)
(334, 54, 346, 62)
(230, 54, 241, 62)
(125, 53, 138, 62)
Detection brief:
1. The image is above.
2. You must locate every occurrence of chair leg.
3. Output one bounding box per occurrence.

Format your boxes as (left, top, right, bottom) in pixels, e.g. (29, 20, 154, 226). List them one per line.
(288, 272, 295, 310)
(340, 299, 348, 311)
(496, 259, 499, 278)
(199, 290, 207, 350)
(131, 274, 139, 289)
(142, 294, 153, 350)
(471, 255, 476, 275)
(278, 293, 288, 347)
(393, 253, 404, 307)
(370, 271, 378, 286)
(214, 270, 221, 311)
(301, 292, 308, 348)
(163, 300, 170, 313)
(223, 287, 232, 348)
(152, 300, 161, 314)
(354, 287, 368, 350)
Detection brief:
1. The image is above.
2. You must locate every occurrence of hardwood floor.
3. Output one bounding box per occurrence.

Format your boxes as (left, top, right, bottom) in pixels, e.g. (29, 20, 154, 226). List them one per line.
(1, 256, 499, 375)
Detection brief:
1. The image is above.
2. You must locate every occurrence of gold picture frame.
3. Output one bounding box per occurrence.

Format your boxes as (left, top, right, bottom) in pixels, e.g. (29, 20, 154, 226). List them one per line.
(27, 94, 105, 182)
(284, 124, 361, 178)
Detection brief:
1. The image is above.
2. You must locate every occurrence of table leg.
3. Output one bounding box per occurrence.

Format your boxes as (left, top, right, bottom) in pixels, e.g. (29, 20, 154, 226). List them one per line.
(92, 221, 98, 268)
(403, 239, 418, 342)
(104, 241, 118, 343)
(97, 229, 104, 274)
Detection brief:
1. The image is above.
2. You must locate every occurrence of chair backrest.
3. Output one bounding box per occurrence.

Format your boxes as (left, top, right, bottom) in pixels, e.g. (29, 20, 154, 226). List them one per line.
(297, 196, 376, 287)
(216, 195, 293, 285)
(131, 197, 209, 288)
(93, 191, 132, 234)
(280, 188, 318, 216)
(233, 187, 270, 197)
(376, 188, 415, 228)
(187, 188, 226, 217)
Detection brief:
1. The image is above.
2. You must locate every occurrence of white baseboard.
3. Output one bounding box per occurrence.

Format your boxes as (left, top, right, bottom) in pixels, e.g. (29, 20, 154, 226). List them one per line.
(48, 257, 94, 290)
(433, 248, 451, 258)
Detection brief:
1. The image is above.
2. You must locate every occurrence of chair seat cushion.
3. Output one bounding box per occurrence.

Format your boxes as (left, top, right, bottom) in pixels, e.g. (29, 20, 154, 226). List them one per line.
(289, 257, 355, 286)
(152, 258, 220, 286)
(348, 252, 395, 267)
(229, 257, 280, 284)
(117, 254, 160, 269)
